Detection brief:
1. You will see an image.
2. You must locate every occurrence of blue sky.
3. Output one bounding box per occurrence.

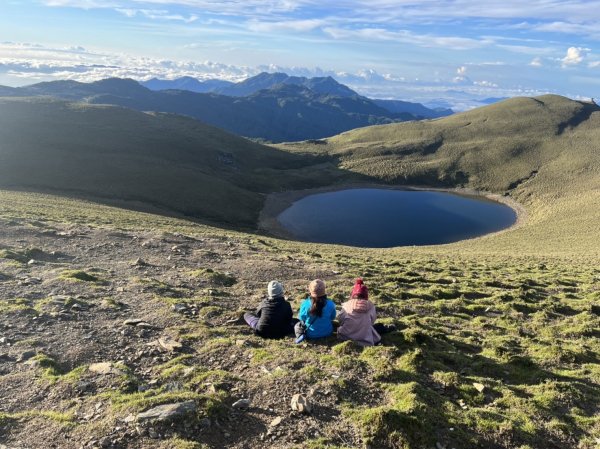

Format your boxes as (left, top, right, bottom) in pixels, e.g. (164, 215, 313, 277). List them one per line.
(1, 0, 600, 108)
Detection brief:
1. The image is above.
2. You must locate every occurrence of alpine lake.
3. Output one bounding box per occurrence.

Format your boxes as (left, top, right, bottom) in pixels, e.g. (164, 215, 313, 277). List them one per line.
(277, 188, 517, 248)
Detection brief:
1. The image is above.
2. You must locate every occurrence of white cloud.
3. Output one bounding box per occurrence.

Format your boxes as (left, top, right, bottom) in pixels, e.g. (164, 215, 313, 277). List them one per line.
(562, 46, 587, 67)
(323, 27, 487, 50)
(42, 0, 316, 15)
(530, 57, 543, 67)
(457, 66, 467, 76)
(528, 21, 600, 39)
(474, 80, 498, 87)
(247, 19, 325, 32)
(115, 7, 198, 21)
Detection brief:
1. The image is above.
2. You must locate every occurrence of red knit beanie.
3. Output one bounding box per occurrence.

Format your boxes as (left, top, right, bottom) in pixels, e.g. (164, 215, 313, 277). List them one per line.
(351, 278, 368, 299)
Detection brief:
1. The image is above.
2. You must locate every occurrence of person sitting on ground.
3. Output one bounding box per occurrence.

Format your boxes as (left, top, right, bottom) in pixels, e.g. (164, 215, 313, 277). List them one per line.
(244, 280, 295, 339)
(296, 279, 337, 341)
(337, 278, 395, 346)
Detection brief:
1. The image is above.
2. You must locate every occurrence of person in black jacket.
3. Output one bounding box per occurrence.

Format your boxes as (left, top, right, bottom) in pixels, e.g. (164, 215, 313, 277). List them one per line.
(244, 281, 296, 338)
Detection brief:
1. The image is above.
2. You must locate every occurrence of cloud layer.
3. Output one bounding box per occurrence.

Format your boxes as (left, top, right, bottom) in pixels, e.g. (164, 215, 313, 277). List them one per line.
(2, 1, 600, 109)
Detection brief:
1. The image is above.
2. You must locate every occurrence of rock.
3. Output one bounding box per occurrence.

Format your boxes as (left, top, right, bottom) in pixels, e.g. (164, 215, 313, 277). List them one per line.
(232, 398, 250, 409)
(89, 362, 125, 376)
(172, 303, 187, 313)
(0, 337, 8, 344)
(122, 414, 136, 424)
(270, 416, 283, 427)
(136, 401, 196, 423)
(136, 322, 154, 329)
(473, 382, 486, 393)
(290, 394, 312, 414)
(132, 258, 148, 267)
(17, 350, 36, 362)
(158, 336, 183, 352)
(198, 417, 211, 428)
(75, 380, 94, 394)
(123, 319, 142, 326)
(235, 339, 249, 347)
(436, 443, 446, 449)
(27, 259, 36, 266)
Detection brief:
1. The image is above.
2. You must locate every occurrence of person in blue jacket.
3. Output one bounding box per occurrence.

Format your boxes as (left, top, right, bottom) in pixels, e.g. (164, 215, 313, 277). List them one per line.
(296, 279, 336, 341)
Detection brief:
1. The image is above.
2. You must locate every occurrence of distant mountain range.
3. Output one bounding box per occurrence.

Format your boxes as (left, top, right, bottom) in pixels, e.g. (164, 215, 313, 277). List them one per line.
(0, 73, 452, 142)
(143, 72, 375, 98)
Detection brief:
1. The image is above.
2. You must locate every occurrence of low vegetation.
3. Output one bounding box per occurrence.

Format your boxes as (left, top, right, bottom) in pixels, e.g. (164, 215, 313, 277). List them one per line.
(0, 93, 598, 448)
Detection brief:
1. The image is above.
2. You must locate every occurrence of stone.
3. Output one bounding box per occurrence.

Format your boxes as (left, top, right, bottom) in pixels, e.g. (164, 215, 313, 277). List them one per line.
(132, 258, 148, 267)
(158, 336, 183, 352)
(136, 322, 153, 329)
(172, 303, 187, 313)
(436, 443, 446, 449)
(473, 382, 486, 393)
(232, 398, 250, 409)
(198, 418, 211, 428)
(27, 259, 36, 266)
(290, 394, 312, 414)
(89, 362, 125, 376)
(136, 401, 196, 423)
(123, 319, 143, 326)
(17, 350, 36, 362)
(270, 416, 283, 427)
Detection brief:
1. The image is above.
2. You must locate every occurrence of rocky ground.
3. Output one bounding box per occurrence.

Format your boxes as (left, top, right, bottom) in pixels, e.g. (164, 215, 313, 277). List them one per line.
(0, 218, 375, 449)
(0, 214, 598, 449)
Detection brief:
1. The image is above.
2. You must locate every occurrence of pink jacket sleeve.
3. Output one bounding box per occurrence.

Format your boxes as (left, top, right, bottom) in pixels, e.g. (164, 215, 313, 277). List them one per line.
(338, 308, 346, 325)
(370, 304, 377, 325)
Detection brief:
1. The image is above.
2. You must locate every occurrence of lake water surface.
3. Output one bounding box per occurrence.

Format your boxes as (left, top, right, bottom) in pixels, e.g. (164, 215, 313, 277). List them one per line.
(277, 188, 517, 248)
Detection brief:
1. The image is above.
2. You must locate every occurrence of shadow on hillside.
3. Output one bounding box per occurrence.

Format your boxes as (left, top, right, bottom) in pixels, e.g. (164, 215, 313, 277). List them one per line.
(557, 101, 600, 134)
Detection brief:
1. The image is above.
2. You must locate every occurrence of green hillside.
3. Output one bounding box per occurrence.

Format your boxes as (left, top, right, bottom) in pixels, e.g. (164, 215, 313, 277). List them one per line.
(0, 94, 598, 449)
(0, 97, 348, 227)
(1, 94, 599, 256)
(280, 95, 600, 257)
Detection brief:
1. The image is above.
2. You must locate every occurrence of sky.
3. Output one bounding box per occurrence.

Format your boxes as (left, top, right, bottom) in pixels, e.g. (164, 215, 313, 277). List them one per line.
(1, 0, 600, 109)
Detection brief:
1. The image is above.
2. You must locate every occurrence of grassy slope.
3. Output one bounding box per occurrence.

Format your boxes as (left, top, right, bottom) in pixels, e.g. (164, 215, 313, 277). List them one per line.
(0, 94, 599, 448)
(281, 95, 600, 257)
(1, 94, 599, 256)
(0, 190, 598, 449)
(0, 97, 349, 227)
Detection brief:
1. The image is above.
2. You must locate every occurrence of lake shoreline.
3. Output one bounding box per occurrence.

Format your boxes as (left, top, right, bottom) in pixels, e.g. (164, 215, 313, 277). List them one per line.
(257, 183, 526, 245)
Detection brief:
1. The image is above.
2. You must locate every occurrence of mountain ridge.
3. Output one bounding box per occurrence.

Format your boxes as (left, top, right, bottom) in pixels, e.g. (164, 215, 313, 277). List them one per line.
(0, 77, 415, 142)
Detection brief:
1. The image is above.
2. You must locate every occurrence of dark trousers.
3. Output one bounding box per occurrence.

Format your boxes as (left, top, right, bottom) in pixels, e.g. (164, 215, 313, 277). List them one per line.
(244, 312, 298, 336)
(373, 323, 392, 335)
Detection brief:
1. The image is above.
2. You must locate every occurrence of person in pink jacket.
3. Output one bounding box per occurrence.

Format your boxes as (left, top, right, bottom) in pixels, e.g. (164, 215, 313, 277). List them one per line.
(337, 278, 394, 346)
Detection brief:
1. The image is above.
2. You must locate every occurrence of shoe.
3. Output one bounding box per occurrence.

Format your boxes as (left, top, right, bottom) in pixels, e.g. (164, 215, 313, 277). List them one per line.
(295, 334, 306, 344)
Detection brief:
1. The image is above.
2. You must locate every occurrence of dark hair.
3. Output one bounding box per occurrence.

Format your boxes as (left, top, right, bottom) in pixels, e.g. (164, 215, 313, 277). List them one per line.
(309, 295, 327, 317)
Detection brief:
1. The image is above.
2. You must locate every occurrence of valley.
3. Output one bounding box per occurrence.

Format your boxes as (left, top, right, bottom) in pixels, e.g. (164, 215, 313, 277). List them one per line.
(0, 89, 599, 449)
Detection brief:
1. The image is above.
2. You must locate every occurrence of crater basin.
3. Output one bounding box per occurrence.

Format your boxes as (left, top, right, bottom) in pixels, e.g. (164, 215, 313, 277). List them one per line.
(276, 188, 517, 248)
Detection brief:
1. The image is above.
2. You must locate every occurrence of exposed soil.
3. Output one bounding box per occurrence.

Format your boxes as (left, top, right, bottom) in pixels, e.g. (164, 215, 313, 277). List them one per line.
(0, 218, 376, 449)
